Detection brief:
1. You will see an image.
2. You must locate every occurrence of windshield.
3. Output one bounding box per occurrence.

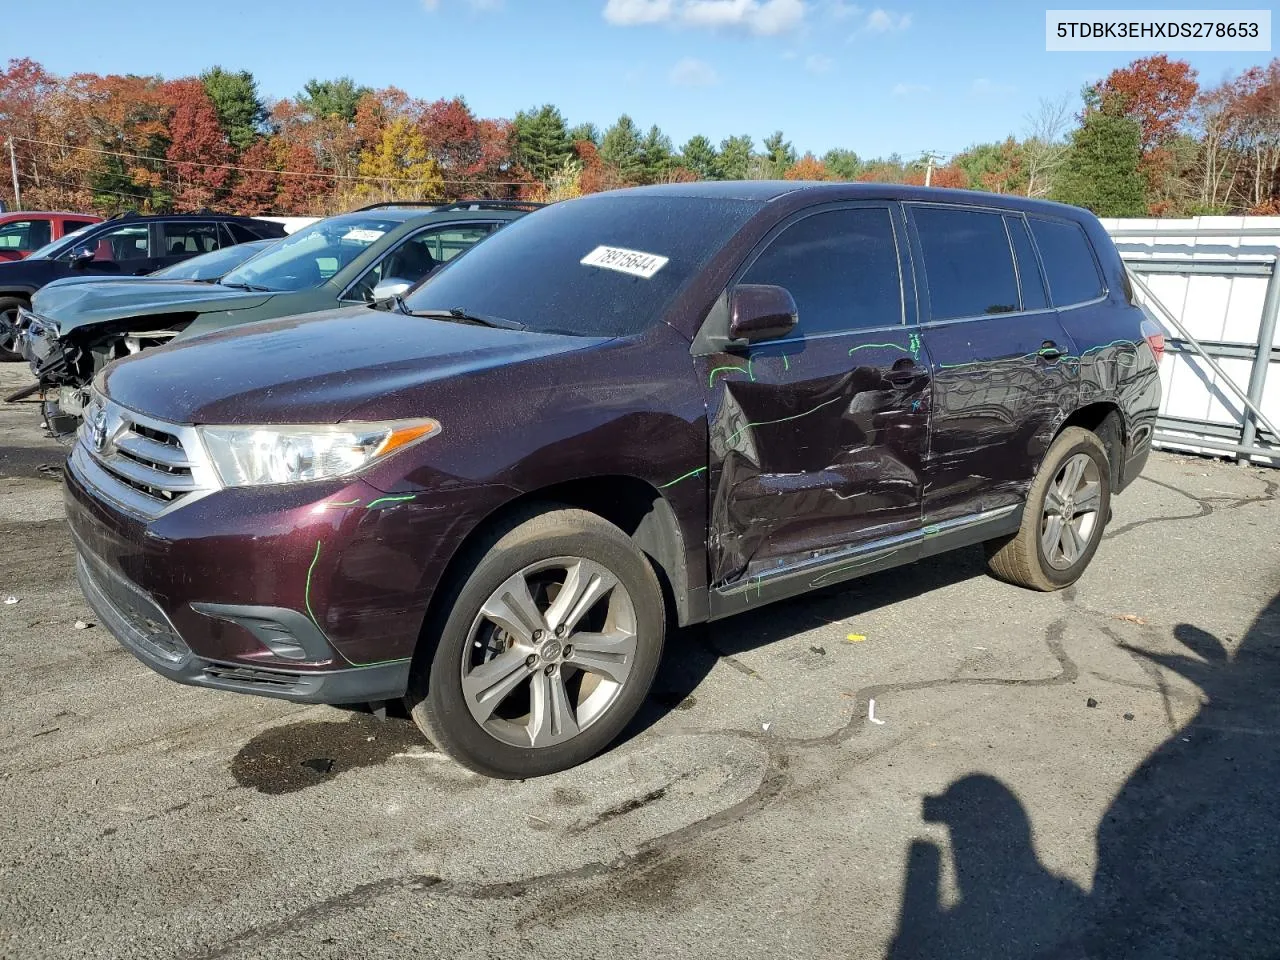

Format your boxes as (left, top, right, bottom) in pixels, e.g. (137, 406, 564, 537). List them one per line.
(401, 195, 761, 336)
(220, 215, 397, 292)
(151, 240, 276, 280)
(26, 223, 97, 261)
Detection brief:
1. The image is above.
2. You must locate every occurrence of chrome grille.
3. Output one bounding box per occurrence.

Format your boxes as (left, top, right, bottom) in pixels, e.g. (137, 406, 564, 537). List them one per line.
(70, 394, 218, 520)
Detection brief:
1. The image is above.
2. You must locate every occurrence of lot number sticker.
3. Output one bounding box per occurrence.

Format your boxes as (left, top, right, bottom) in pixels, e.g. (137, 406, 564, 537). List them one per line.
(581, 245, 669, 279)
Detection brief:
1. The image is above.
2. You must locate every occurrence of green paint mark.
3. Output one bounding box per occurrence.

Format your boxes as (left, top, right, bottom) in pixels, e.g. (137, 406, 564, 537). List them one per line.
(849, 342, 913, 358)
(708, 364, 749, 386)
(809, 553, 882, 587)
(659, 466, 708, 489)
(748, 356, 756, 382)
(939, 339, 1143, 373)
(923, 524, 941, 537)
(304, 540, 323, 629)
(366, 494, 416, 508)
(908, 332, 922, 361)
(724, 396, 844, 448)
(326, 498, 361, 507)
(783, 354, 790, 371)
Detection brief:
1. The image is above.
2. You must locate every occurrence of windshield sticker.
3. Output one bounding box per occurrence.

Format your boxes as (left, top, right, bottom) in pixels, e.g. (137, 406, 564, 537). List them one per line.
(580, 245, 669, 279)
(342, 228, 385, 243)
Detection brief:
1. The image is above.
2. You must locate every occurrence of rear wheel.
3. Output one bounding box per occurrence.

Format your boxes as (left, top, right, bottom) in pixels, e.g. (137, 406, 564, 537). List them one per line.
(986, 426, 1111, 591)
(406, 507, 665, 778)
(0, 297, 28, 361)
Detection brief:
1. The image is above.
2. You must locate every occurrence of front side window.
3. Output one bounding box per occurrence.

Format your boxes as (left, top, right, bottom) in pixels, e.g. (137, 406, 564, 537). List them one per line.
(739, 207, 903, 337)
(68, 224, 150, 262)
(911, 206, 1019, 321)
(221, 214, 401, 292)
(0, 219, 51, 250)
(1028, 217, 1105, 307)
(345, 224, 494, 302)
(28, 223, 97, 260)
(159, 222, 222, 256)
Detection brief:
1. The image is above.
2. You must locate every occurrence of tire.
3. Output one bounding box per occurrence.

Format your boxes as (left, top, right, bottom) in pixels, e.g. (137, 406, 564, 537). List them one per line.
(985, 426, 1112, 591)
(405, 506, 666, 778)
(0, 297, 29, 362)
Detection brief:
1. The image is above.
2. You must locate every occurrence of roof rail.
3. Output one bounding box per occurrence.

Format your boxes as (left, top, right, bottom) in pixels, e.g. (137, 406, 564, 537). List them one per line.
(352, 199, 546, 214)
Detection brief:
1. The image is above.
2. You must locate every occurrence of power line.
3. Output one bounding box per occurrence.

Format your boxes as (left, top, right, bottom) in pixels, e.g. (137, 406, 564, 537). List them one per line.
(9, 135, 535, 187)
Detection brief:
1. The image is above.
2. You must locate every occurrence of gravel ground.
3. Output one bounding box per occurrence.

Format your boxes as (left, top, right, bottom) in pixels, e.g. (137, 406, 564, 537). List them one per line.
(0, 364, 1276, 960)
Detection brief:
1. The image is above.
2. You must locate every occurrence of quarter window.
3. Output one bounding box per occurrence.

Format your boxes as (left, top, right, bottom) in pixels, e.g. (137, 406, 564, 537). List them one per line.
(911, 206, 1019, 321)
(739, 207, 903, 337)
(1028, 218, 1104, 307)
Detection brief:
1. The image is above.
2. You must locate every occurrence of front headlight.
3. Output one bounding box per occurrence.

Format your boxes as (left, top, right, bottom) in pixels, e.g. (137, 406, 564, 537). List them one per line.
(197, 419, 440, 487)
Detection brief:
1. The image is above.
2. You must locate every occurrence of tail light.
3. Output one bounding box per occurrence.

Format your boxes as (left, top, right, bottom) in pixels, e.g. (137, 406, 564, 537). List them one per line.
(1140, 317, 1165, 364)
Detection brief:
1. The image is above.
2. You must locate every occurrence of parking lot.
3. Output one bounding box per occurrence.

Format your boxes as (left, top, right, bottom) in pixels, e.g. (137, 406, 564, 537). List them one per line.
(0, 362, 1276, 959)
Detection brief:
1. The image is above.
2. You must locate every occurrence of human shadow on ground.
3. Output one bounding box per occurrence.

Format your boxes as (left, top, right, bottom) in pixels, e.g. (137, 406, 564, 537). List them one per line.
(887, 588, 1280, 960)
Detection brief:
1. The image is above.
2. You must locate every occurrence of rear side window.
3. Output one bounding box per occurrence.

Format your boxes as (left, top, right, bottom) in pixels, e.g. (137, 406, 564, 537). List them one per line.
(1006, 216, 1048, 311)
(911, 206, 1019, 321)
(227, 221, 264, 244)
(160, 222, 222, 255)
(62, 219, 95, 233)
(740, 207, 902, 336)
(1028, 218, 1104, 307)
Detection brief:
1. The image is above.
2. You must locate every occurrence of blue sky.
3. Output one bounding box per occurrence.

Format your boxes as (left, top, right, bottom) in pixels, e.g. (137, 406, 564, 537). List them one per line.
(3, 0, 1268, 161)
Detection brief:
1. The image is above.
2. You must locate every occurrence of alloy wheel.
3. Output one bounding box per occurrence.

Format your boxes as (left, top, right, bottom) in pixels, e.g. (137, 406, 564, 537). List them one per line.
(1040, 452, 1102, 570)
(461, 556, 638, 749)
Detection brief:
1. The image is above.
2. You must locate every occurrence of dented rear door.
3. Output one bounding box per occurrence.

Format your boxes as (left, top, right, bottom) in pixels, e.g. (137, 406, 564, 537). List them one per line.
(699, 202, 931, 588)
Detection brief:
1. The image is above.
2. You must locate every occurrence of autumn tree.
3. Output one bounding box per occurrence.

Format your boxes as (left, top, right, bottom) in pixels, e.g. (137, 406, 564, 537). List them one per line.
(421, 97, 513, 196)
(227, 138, 279, 214)
(576, 140, 627, 194)
(163, 78, 231, 210)
(201, 66, 266, 151)
(1230, 61, 1280, 210)
(357, 117, 444, 202)
(784, 152, 830, 180)
(77, 73, 172, 212)
(1099, 55, 1198, 153)
(275, 141, 326, 214)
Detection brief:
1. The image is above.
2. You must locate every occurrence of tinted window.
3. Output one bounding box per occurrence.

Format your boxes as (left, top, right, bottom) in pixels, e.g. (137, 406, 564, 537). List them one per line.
(345, 224, 493, 302)
(0, 219, 51, 250)
(62, 219, 96, 233)
(227, 221, 263, 244)
(74, 224, 149, 262)
(912, 206, 1019, 321)
(159, 222, 222, 256)
(739, 208, 901, 336)
(1028, 218, 1104, 306)
(1006, 216, 1048, 311)
(403, 196, 762, 337)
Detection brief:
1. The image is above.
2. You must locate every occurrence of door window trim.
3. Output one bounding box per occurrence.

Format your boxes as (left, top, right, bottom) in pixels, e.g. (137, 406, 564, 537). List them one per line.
(337, 219, 500, 303)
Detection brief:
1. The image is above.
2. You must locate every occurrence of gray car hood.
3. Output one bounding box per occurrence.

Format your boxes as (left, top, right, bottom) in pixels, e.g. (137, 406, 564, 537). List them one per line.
(32, 279, 274, 334)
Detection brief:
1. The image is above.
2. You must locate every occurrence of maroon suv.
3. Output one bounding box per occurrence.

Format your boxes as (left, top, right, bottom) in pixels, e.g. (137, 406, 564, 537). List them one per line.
(64, 183, 1162, 778)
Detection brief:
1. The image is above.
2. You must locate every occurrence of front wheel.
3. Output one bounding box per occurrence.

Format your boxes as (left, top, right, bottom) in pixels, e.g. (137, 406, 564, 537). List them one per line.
(0, 297, 29, 362)
(986, 426, 1112, 591)
(406, 507, 666, 778)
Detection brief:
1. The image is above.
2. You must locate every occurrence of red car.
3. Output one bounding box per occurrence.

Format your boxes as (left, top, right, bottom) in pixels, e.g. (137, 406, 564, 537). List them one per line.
(0, 211, 102, 262)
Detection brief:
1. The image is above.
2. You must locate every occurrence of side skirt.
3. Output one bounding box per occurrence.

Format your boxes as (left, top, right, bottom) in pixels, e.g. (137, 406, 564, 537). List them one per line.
(706, 504, 1022, 620)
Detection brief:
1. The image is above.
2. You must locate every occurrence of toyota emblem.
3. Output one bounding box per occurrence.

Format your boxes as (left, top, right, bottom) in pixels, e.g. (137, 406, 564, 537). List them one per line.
(89, 406, 108, 452)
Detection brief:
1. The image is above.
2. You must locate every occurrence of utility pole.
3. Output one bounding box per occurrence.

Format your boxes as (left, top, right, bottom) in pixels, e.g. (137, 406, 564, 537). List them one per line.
(921, 150, 942, 188)
(924, 154, 934, 187)
(7, 137, 20, 210)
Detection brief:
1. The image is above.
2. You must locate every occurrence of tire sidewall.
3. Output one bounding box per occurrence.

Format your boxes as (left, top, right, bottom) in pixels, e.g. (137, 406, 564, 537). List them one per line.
(0, 297, 27, 362)
(420, 520, 665, 778)
(1034, 432, 1112, 588)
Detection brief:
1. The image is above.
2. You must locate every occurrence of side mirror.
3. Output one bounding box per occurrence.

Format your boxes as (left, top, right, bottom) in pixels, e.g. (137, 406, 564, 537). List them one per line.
(370, 277, 412, 303)
(729, 284, 797, 344)
(69, 245, 97, 268)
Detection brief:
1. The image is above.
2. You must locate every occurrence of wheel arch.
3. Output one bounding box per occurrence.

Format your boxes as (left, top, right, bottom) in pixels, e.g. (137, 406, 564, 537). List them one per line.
(1054, 401, 1126, 491)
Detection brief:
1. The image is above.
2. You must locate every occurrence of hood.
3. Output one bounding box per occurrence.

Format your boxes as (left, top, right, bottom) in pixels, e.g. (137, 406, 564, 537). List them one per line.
(32, 279, 275, 334)
(101, 306, 606, 424)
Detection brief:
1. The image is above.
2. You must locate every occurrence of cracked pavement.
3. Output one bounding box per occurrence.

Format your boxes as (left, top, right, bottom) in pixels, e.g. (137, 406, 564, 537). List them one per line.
(0, 364, 1277, 959)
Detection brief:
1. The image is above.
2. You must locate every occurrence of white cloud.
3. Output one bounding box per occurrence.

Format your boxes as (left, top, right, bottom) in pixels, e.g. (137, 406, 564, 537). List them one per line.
(864, 7, 911, 32)
(971, 77, 1015, 95)
(669, 57, 720, 86)
(603, 0, 675, 24)
(805, 53, 834, 73)
(892, 81, 929, 96)
(604, 0, 806, 35)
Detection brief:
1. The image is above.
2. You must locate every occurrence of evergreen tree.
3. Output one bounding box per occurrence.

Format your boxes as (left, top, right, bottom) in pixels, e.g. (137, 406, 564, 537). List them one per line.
(1053, 108, 1146, 216)
(640, 124, 673, 183)
(512, 104, 573, 183)
(600, 114, 644, 183)
(822, 148, 862, 180)
(200, 66, 267, 151)
(298, 77, 370, 123)
(762, 130, 797, 176)
(680, 135, 719, 179)
(567, 121, 600, 146)
(715, 134, 754, 180)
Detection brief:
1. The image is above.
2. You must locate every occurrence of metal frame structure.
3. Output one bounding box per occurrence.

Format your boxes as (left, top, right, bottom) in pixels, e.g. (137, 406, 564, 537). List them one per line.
(1108, 225, 1280, 466)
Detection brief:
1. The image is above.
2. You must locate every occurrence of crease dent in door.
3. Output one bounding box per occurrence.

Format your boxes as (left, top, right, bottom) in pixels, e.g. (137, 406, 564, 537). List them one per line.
(708, 346, 927, 587)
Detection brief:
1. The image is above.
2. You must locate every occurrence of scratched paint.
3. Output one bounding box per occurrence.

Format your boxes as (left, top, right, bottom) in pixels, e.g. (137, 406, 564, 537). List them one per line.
(304, 540, 323, 629)
(659, 466, 707, 489)
(365, 495, 416, 509)
(848, 342, 913, 359)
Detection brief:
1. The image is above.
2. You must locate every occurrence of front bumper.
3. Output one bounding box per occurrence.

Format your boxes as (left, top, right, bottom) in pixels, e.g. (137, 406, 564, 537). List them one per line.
(75, 542, 410, 703)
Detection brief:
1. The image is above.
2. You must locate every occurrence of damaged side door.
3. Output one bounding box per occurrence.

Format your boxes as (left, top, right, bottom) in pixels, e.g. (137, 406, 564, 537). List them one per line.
(696, 202, 931, 592)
